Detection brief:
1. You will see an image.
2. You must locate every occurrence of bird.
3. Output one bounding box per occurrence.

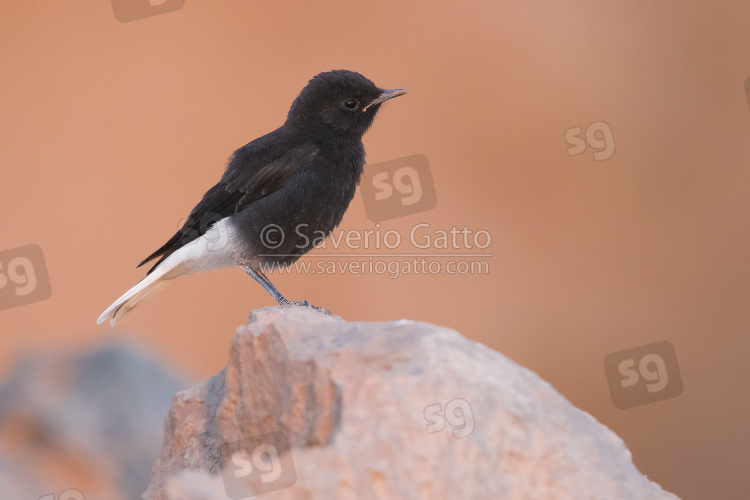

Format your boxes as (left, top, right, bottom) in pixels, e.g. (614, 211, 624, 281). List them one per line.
(97, 70, 407, 326)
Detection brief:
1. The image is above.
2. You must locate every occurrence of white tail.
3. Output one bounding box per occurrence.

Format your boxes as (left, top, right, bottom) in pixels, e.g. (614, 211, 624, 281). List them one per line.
(97, 269, 173, 326)
(98, 218, 238, 326)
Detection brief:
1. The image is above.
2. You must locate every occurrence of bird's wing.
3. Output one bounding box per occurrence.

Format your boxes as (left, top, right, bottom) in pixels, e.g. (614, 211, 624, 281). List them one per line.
(138, 140, 319, 274)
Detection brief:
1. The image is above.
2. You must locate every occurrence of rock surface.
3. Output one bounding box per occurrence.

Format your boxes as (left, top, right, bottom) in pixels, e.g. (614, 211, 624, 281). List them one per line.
(145, 307, 680, 500)
(0, 342, 189, 500)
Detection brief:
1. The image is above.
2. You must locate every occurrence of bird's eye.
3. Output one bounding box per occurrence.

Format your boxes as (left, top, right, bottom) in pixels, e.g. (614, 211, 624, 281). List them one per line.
(343, 98, 359, 110)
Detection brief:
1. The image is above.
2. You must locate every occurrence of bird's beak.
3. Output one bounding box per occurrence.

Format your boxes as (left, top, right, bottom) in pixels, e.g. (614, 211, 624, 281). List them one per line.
(362, 88, 408, 112)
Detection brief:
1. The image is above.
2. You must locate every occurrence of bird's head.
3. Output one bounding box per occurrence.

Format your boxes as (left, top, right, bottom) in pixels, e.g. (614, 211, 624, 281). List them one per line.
(286, 70, 407, 136)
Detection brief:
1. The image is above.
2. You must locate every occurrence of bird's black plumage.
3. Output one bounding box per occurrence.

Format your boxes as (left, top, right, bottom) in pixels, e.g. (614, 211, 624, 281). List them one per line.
(99, 70, 406, 325)
(139, 70, 394, 272)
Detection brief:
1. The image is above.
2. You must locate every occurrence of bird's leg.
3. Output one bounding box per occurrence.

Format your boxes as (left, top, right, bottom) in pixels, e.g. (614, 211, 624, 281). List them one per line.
(242, 266, 331, 315)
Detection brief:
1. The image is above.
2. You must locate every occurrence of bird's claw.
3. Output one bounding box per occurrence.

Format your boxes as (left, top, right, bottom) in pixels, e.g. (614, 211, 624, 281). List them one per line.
(279, 299, 332, 315)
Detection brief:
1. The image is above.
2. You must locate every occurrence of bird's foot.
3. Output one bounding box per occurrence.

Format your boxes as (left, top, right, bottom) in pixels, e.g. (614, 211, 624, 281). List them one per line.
(279, 298, 332, 315)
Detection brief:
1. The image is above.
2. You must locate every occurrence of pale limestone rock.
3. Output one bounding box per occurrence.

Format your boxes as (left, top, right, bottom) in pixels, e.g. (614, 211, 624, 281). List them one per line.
(145, 307, 680, 500)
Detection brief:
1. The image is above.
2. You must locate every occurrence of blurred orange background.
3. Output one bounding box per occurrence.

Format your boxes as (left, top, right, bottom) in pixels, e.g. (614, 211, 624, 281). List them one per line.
(2, 1, 749, 499)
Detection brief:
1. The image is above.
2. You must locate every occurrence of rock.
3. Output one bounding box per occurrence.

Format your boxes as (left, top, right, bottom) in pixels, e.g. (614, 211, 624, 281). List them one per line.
(0, 341, 189, 500)
(145, 307, 680, 500)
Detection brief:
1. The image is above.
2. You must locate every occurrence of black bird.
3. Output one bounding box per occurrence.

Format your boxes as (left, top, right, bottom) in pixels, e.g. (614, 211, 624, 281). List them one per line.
(98, 70, 406, 326)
